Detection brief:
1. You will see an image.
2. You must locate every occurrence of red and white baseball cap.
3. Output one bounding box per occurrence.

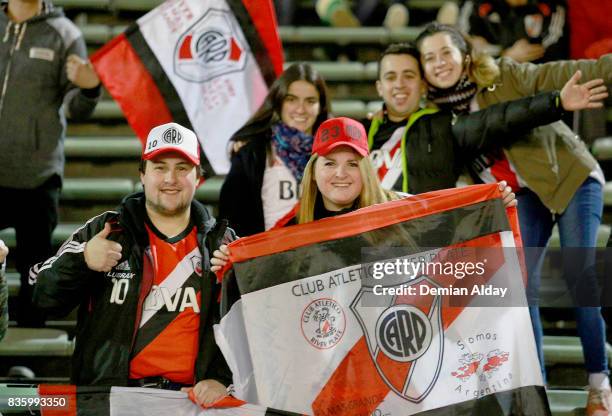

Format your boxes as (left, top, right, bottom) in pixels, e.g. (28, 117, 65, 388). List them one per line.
(143, 122, 200, 165)
(312, 117, 369, 157)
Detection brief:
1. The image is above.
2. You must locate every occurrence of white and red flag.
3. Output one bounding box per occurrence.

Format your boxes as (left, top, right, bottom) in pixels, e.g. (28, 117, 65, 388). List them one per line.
(215, 184, 550, 415)
(91, 0, 283, 175)
(36, 385, 303, 415)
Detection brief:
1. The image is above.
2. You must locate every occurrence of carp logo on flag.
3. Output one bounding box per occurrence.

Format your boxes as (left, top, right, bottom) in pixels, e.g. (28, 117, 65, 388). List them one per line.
(174, 8, 247, 83)
(350, 275, 444, 403)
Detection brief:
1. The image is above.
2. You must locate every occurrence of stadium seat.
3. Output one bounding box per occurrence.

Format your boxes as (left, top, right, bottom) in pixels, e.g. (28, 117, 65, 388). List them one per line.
(54, 0, 110, 9)
(6, 272, 18, 297)
(285, 27, 419, 44)
(91, 99, 376, 120)
(285, 62, 367, 81)
(79, 23, 120, 44)
(408, 0, 450, 9)
(112, 0, 163, 11)
(364, 62, 379, 79)
(61, 178, 135, 201)
(80, 25, 422, 46)
(0, 224, 80, 249)
(330, 100, 368, 118)
(65, 137, 141, 158)
(92, 100, 124, 119)
(366, 100, 384, 114)
(0, 328, 73, 356)
(592, 137, 612, 161)
(544, 336, 612, 365)
(548, 224, 610, 248)
(295, 27, 388, 44)
(547, 389, 588, 416)
(194, 176, 225, 203)
(605, 181, 612, 207)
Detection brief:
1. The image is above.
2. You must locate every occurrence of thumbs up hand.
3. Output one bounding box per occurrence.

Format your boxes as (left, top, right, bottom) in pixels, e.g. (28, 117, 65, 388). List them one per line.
(84, 223, 123, 272)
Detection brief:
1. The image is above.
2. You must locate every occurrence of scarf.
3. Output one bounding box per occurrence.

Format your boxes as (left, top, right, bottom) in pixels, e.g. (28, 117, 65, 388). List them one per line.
(271, 122, 314, 182)
(427, 74, 478, 114)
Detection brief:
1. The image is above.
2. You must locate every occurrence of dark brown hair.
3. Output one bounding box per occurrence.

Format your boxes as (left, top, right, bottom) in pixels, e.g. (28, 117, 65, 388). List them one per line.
(415, 22, 500, 88)
(229, 63, 331, 150)
(377, 42, 423, 79)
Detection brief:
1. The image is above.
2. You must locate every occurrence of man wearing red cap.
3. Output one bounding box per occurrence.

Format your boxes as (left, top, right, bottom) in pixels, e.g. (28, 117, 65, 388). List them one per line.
(30, 122, 233, 406)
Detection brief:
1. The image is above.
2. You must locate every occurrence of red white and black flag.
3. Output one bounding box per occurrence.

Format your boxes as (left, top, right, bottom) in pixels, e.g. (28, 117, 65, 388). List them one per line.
(38, 385, 303, 415)
(91, 0, 283, 175)
(215, 184, 550, 415)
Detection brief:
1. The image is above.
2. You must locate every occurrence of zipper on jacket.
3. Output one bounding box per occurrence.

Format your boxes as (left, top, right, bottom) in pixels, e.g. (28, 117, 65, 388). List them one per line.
(2, 21, 11, 42)
(0, 22, 22, 118)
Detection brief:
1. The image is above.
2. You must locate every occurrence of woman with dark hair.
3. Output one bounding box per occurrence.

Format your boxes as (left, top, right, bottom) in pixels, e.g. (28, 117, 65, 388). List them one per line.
(219, 63, 331, 237)
(416, 22, 612, 412)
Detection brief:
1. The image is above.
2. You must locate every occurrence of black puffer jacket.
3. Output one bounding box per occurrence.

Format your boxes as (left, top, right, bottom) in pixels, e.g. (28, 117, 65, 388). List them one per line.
(31, 193, 233, 386)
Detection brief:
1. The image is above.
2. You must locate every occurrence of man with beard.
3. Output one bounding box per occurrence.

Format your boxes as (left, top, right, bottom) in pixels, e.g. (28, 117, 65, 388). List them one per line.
(30, 123, 233, 407)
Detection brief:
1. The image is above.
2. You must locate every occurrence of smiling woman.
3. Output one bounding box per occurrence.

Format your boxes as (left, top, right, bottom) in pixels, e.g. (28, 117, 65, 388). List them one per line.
(219, 63, 331, 237)
(298, 117, 393, 224)
(314, 149, 364, 211)
(415, 23, 612, 409)
(420, 33, 467, 90)
(280, 80, 321, 135)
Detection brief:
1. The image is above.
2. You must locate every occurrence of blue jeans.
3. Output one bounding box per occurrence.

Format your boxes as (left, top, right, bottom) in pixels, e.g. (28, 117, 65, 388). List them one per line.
(518, 177, 608, 382)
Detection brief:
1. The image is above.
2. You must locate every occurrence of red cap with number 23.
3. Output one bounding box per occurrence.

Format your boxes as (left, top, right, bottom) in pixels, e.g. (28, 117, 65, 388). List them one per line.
(312, 117, 369, 157)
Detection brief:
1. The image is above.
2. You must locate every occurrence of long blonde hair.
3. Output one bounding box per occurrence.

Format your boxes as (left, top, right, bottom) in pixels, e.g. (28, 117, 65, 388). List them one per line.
(297, 153, 396, 224)
(416, 22, 500, 88)
(470, 52, 500, 88)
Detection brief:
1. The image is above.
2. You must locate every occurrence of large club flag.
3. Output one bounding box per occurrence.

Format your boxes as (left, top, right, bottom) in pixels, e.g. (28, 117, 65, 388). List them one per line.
(36, 385, 304, 415)
(91, 0, 283, 175)
(215, 184, 550, 415)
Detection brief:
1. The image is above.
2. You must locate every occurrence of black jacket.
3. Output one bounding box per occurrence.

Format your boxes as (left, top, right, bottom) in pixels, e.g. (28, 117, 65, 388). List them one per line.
(31, 193, 233, 386)
(219, 139, 270, 237)
(366, 91, 564, 194)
